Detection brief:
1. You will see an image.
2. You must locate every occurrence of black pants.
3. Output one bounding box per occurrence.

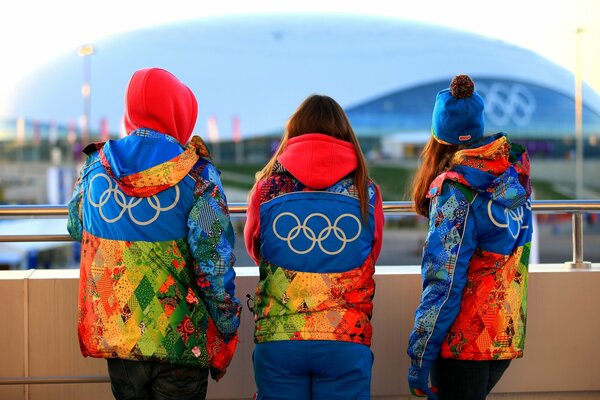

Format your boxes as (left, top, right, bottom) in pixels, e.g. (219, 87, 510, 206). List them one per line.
(431, 358, 511, 400)
(107, 359, 209, 400)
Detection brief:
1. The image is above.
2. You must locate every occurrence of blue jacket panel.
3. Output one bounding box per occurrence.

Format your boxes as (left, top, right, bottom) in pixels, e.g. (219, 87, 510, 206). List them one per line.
(259, 191, 375, 273)
(81, 157, 196, 242)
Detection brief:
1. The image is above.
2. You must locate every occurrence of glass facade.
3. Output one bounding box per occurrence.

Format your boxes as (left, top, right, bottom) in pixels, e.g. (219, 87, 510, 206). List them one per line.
(346, 78, 600, 139)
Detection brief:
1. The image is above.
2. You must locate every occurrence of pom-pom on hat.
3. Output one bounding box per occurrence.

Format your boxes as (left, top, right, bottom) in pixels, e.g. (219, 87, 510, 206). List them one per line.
(432, 74, 485, 145)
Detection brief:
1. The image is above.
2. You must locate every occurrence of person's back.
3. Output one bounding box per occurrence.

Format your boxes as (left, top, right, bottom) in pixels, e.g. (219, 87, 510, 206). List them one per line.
(432, 135, 531, 361)
(407, 75, 532, 400)
(244, 95, 384, 400)
(67, 68, 241, 399)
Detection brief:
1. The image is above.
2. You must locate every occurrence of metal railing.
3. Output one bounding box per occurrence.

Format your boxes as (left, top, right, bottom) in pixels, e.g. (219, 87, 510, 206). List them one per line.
(0, 201, 599, 386)
(0, 200, 599, 267)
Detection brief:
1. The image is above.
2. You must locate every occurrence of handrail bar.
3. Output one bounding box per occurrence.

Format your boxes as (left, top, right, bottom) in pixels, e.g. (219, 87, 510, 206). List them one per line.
(0, 201, 596, 267)
(0, 200, 599, 218)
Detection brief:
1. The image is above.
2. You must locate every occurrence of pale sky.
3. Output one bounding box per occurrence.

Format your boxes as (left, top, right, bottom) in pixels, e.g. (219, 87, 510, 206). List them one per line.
(1, 0, 599, 115)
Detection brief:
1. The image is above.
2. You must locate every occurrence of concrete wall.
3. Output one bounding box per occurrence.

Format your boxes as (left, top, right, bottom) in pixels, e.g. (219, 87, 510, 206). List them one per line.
(1, 265, 600, 399)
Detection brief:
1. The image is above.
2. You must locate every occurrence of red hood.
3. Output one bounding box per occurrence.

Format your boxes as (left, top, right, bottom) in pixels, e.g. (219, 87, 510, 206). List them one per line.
(124, 68, 198, 145)
(277, 133, 358, 189)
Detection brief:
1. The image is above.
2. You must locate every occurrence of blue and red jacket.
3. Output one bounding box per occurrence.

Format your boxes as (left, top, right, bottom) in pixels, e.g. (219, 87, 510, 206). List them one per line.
(67, 69, 241, 379)
(408, 133, 532, 379)
(244, 133, 384, 346)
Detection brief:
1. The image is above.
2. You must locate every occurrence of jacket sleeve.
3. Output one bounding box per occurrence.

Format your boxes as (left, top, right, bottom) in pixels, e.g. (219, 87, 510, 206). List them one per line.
(67, 168, 85, 242)
(243, 181, 262, 265)
(187, 163, 242, 339)
(407, 183, 478, 374)
(371, 184, 385, 263)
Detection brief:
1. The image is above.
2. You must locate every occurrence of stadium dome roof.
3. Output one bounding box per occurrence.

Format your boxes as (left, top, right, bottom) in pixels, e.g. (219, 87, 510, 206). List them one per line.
(8, 14, 600, 138)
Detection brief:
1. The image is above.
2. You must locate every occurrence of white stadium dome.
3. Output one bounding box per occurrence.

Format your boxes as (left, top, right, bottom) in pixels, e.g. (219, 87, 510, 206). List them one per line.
(8, 13, 600, 139)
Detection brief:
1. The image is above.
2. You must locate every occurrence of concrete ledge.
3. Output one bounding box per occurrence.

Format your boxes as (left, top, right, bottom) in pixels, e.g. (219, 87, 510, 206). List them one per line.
(1, 265, 599, 399)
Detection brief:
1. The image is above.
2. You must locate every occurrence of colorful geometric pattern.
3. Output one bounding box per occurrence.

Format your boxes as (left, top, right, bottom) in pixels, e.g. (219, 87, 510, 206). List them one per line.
(451, 135, 511, 175)
(429, 134, 532, 202)
(254, 168, 377, 346)
(408, 133, 532, 373)
(68, 134, 240, 373)
(77, 232, 214, 365)
(254, 257, 375, 345)
(187, 163, 241, 338)
(408, 189, 471, 367)
(99, 134, 210, 198)
(441, 244, 529, 360)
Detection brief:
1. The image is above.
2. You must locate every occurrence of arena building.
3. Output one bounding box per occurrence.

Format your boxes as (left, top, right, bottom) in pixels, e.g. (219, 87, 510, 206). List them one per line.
(1, 14, 599, 175)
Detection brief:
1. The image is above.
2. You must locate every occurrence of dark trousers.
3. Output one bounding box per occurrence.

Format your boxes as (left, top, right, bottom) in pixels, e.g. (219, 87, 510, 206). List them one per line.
(431, 358, 511, 400)
(107, 359, 209, 400)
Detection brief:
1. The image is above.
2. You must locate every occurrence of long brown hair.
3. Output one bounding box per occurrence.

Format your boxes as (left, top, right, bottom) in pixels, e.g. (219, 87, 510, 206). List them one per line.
(254, 94, 371, 220)
(410, 136, 460, 217)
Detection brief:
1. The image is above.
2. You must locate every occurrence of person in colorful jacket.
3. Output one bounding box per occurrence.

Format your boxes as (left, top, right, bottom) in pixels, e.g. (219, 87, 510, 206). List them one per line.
(244, 94, 385, 400)
(407, 75, 533, 400)
(67, 67, 241, 400)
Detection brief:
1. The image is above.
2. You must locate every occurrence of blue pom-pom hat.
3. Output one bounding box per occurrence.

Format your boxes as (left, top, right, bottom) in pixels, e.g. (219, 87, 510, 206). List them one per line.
(432, 74, 485, 145)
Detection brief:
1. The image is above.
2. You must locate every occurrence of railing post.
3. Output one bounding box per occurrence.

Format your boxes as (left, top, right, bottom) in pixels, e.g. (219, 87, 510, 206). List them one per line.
(565, 212, 592, 269)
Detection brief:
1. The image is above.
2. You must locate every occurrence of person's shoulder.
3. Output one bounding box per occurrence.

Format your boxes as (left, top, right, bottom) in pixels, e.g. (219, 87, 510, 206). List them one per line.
(188, 158, 215, 181)
(82, 142, 105, 156)
(438, 180, 476, 204)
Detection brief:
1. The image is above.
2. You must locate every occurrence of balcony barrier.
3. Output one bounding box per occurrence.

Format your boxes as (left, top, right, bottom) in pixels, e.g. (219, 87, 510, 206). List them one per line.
(0, 201, 599, 394)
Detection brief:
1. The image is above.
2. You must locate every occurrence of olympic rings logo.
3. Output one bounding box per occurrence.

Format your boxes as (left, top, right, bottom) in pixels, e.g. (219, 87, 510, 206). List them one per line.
(87, 173, 179, 225)
(272, 212, 362, 255)
(477, 83, 537, 127)
(487, 199, 531, 239)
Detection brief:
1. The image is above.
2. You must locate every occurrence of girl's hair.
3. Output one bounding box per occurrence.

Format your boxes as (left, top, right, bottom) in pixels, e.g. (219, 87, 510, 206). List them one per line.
(254, 94, 371, 220)
(410, 137, 460, 217)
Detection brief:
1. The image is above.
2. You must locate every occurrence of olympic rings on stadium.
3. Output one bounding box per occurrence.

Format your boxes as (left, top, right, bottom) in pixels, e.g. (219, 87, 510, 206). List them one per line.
(272, 212, 362, 255)
(87, 173, 179, 225)
(477, 83, 537, 127)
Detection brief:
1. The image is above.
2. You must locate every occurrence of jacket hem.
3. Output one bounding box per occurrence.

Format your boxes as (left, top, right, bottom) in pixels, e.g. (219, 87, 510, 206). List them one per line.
(82, 351, 211, 368)
(440, 350, 523, 360)
(254, 332, 372, 347)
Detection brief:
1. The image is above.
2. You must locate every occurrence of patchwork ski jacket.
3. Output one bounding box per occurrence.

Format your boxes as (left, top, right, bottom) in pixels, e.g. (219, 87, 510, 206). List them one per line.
(67, 130, 241, 374)
(245, 133, 384, 346)
(408, 133, 532, 375)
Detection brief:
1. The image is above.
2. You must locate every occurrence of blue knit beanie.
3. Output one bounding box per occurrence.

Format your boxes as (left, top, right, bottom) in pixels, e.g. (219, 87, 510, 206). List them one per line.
(432, 75, 484, 145)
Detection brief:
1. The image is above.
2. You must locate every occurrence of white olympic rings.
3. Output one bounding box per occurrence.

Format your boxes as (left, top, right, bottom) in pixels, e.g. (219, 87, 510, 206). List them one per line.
(272, 212, 362, 255)
(477, 83, 536, 127)
(487, 199, 531, 239)
(87, 173, 179, 225)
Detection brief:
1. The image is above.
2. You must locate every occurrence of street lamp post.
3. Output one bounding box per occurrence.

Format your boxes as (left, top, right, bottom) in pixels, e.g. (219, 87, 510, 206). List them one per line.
(566, 27, 592, 269)
(77, 44, 95, 148)
(574, 28, 584, 200)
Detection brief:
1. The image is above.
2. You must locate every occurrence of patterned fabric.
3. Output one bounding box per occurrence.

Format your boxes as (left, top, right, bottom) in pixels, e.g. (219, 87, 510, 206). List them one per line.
(253, 173, 378, 346)
(187, 165, 240, 337)
(408, 188, 474, 369)
(408, 133, 532, 376)
(77, 233, 212, 365)
(99, 135, 211, 197)
(67, 131, 240, 374)
(451, 135, 511, 175)
(441, 245, 529, 359)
